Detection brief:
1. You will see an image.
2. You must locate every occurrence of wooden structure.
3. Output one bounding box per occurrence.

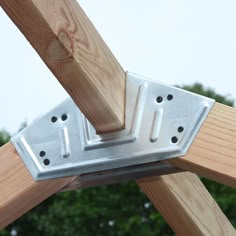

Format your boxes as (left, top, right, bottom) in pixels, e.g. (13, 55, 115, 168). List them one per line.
(0, 1, 235, 234)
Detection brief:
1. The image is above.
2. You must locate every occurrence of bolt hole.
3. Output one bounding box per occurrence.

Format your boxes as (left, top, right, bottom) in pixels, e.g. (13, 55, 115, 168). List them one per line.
(171, 136, 178, 144)
(156, 96, 163, 103)
(39, 151, 46, 157)
(61, 114, 68, 121)
(178, 126, 184, 133)
(51, 116, 57, 123)
(43, 159, 50, 166)
(167, 94, 173, 101)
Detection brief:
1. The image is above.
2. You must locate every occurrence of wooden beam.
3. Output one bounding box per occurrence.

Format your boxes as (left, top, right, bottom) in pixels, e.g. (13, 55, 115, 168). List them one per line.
(137, 172, 235, 235)
(2, 0, 234, 185)
(1, 0, 125, 133)
(167, 103, 236, 188)
(2, 1, 235, 185)
(1, 0, 234, 233)
(0, 142, 75, 229)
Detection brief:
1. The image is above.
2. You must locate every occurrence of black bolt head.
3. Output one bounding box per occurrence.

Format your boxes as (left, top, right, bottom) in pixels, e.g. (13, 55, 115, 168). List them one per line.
(61, 114, 68, 121)
(43, 159, 50, 166)
(167, 94, 173, 101)
(156, 96, 163, 103)
(178, 126, 184, 133)
(171, 136, 178, 143)
(39, 151, 46, 157)
(51, 116, 57, 123)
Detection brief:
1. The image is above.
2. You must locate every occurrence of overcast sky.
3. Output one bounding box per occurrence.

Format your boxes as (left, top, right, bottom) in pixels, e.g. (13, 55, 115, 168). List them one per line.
(0, 0, 236, 134)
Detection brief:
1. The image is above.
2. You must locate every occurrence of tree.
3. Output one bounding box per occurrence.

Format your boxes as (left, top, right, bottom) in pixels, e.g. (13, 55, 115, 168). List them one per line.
(180, 83, 234, 106)
(0, 83, 235, 235)
(0, 131, 10, 147)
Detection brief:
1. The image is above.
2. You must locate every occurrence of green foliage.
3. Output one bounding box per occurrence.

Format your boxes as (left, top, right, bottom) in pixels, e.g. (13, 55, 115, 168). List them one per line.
(0, 131, 10, 147)
(4, 183, 173, 236)
(180, 83, 234, 106)
(0, 83, 235, 235)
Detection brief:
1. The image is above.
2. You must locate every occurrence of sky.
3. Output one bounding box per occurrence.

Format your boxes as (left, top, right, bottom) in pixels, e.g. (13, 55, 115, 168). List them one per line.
(0, 0, 236, 134)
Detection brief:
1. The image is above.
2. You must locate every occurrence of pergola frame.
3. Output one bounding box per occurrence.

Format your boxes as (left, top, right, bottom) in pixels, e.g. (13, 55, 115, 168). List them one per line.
(0, 1, 235, 235)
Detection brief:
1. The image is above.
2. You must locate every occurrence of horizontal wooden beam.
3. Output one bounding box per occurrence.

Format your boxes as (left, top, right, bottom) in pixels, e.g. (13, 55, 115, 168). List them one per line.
(0, 142, 75, 229)
(1, 0, 125, 133)
(137, 172, 235, 235)
(167, 103, 236, 188)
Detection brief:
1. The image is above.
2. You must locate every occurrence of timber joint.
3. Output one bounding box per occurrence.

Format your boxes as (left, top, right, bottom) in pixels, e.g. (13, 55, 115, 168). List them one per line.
(11, 72, 215, 187)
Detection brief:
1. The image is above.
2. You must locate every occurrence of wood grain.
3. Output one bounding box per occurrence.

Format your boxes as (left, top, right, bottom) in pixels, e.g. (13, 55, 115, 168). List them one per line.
(1, 0, 125, 133)
(0, 142, 75, 229)
(167, 103, 236, 188)
(1, 1, 235, 233)
(137, 172, 236, 236)
(3, 0, 234, 182)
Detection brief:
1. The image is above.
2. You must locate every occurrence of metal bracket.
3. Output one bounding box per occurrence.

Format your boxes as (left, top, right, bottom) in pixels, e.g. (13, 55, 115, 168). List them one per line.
(11, 72, 215, 183)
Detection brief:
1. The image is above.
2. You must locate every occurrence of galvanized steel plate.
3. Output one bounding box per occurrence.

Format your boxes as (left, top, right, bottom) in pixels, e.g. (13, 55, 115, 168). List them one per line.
(11, 72, 215, 180)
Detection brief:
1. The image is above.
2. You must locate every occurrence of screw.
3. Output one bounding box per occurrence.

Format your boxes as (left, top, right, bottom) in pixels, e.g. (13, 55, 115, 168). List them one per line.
(171, 136, 178, 143)
(43, 159, 50, 166)
(156, 96, 163, 103)
(51, 116, 57, 123)
(39, 151, 46, 157)
(61, 114, 68, 121)
(178, 126, 184, 133)
(167, 94, 173, 101)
